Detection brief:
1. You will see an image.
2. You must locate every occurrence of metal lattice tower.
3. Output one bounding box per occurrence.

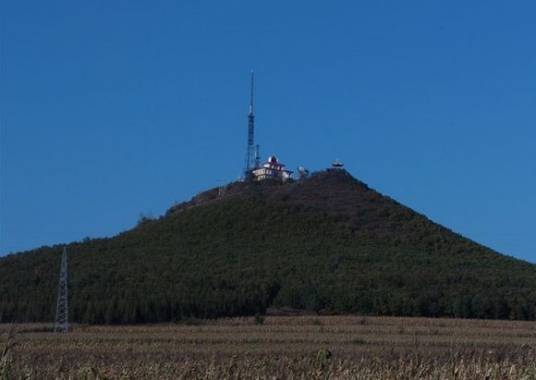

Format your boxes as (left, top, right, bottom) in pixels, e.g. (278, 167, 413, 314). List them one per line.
(244, 71, 256, 178)
(54, 246, 69, 333)
(255, 144, 260, 169)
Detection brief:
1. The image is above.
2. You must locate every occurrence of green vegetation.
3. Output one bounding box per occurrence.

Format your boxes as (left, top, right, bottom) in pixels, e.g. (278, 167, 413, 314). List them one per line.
(1, 170, 536, 323)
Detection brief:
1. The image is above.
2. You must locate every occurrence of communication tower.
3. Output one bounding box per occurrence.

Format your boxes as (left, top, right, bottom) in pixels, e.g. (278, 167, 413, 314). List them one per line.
(255, 144, 261, 169)
(243, 71, 256, 179)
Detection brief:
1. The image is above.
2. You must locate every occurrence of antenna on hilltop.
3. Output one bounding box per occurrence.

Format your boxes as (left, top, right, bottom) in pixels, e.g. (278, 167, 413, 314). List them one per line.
(249, 70, 255, 115)
(244, 70, 256, 179)
(255, 144, 260, 168)
(54, 246, 69, 333)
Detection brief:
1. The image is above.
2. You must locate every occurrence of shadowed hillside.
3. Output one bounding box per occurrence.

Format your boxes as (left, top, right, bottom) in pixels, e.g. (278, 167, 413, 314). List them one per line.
(1, 170, 535, 323)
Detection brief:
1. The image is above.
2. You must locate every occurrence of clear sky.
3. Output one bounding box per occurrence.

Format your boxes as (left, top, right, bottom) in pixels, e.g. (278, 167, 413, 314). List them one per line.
(1, 1, 535, 262)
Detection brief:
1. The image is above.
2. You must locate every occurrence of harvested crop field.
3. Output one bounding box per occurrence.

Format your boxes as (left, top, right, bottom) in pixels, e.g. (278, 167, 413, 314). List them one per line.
(1, 316, 536, 379)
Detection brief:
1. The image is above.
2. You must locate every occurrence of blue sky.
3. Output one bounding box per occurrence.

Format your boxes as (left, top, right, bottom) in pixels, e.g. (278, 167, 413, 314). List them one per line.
(1, 1, 535, 262)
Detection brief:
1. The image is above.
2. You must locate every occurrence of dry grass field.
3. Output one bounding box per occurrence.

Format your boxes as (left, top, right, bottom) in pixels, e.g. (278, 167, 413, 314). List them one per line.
(1, 316, 536, 379)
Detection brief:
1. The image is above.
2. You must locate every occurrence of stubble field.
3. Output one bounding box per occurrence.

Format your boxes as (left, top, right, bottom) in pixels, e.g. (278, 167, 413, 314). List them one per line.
(1, 315, 536, 379)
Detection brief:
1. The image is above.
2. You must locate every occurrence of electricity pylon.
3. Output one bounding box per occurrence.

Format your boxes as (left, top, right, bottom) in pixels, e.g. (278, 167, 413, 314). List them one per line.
(54, 246, 69, 333)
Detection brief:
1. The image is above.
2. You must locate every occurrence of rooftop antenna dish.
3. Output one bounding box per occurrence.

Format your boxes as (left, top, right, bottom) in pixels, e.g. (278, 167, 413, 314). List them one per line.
(298, 166, 310, 179)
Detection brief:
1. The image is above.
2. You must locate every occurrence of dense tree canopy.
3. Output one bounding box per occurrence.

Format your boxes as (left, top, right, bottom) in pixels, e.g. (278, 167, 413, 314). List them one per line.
(1, 170, 535, 323)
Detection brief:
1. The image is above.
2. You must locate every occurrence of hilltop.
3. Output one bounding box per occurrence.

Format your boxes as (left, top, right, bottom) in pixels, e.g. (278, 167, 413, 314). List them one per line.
(1, 170, 535, 323)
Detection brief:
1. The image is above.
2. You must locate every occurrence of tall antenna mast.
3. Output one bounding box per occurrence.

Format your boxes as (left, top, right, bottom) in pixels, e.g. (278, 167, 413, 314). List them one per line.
(255, 144, 260, 169)
(244, 71, 256, 178)
(249, 70, 255, 115)
(54, 246, 69, 333)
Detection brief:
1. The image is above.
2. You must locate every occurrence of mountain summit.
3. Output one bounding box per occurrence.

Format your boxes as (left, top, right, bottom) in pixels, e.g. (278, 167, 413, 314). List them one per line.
(1, 170, 535, 323)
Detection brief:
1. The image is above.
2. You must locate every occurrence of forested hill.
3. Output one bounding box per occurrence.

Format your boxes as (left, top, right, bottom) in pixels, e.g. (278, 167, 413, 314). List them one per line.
(1, 170, 536, 324)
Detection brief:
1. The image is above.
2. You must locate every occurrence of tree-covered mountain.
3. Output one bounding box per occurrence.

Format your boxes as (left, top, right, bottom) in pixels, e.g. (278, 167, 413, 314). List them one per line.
(1, 170, 535, 323)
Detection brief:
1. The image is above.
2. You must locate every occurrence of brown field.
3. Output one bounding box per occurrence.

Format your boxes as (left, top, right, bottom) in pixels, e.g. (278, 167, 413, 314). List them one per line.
(1, 316, 536, 379)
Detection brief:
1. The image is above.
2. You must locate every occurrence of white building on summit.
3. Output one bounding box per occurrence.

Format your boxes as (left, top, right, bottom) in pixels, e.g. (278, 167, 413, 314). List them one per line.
(251, 155, 293, 182)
